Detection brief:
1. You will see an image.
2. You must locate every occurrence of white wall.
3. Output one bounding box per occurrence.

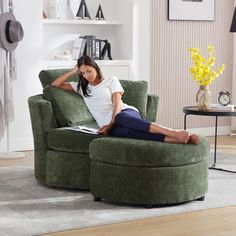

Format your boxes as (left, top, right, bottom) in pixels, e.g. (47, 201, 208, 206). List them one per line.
(133, 0, 150, 81)
(114, 0, 134, 60)
(0, 0, 43, 152)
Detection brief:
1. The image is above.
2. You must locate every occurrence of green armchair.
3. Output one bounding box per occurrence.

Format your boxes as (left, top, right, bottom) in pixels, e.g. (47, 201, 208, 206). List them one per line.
(28, 69, 159, 189)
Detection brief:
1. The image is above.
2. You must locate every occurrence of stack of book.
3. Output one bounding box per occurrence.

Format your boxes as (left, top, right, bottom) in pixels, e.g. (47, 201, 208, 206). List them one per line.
(72, 35, 101, 60)
(211, 104, 236, 111)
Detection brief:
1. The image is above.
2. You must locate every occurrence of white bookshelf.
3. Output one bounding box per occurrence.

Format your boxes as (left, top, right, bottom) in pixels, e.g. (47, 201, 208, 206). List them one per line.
(44, 59, 133, 80)
(43, 19, 122, 25)
(45, 59, 131, 67)
(42, 0, 133, 79)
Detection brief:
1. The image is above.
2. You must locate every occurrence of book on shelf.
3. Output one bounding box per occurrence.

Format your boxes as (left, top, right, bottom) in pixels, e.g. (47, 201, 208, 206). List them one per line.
(91, 37, 96, 59)
(72, 37, 84, 60)
(64, 126, 99, 135)
(78, 37, 87, 58)
(84, 35, 96, 58)
(72, 35, 104, 60)
(95, 39, 101, 60)
(211, 104, 236, 111)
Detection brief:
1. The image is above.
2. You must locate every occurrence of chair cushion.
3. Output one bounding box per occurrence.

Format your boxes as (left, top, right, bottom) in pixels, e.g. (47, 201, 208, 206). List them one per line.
(120, 80, 148, 118)
(48, 127, 102, 153)
(43, 85, 94, 127)
(39, 69, 78, 88)
(90, 136, 209, 167)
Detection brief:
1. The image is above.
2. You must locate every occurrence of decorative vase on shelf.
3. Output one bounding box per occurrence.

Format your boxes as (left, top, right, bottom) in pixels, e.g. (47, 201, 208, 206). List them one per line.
(196, 85, 211, 111)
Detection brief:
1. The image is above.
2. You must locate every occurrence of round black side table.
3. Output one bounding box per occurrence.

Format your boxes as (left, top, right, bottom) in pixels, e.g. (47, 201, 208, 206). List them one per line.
(183, 106, 236, 173)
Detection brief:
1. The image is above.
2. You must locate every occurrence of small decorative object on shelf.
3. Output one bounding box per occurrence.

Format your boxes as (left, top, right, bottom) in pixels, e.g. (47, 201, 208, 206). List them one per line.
(52, 50, 71, 60)
(218, 89, 232, 106)
(95, 4, 105, 20)
(67, 0, 75, 19)
(189, 45, 225, 110)
(76, 0, 91, 19)
(43, 11, 47, 19)
(100, 39, 112, 60)
(49, 0, 67, 19)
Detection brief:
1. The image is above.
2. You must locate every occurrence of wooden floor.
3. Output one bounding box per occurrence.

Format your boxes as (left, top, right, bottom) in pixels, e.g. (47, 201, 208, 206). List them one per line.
(1, 135, 236, 236)
(44, 206, 236, 236)
(0, 150, 33, 167)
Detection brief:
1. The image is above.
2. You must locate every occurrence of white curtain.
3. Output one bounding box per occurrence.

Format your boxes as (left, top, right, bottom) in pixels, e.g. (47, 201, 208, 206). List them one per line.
(0, 0, 15, 141)
(232, 0, 236, 133)
(232, 39, 236, 132)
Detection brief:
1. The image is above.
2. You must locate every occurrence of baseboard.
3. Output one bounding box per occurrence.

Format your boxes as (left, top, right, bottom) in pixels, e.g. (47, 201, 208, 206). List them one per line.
(0, 138, 33, 152)
(186, 126, 232, 137)
(11, 138, 34, 152)
(231, 117, 236, 131)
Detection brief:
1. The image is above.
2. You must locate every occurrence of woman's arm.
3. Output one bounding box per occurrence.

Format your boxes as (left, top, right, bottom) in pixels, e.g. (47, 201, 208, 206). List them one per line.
(111, 92, 122, 124)
(98, 92, 122, 134)
(51, 66, 78, 91)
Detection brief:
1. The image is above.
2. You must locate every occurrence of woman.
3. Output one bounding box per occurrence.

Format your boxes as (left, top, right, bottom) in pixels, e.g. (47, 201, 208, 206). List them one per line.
(51, 55, 200, 144)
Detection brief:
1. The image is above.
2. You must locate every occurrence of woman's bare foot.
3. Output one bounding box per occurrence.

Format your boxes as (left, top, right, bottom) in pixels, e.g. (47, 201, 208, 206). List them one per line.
(189, 134, 200, 145)
(175, 130, 189, 144)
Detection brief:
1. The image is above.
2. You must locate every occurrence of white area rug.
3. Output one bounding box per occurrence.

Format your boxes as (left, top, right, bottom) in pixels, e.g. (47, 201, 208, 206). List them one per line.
(0, 153, 236, 236)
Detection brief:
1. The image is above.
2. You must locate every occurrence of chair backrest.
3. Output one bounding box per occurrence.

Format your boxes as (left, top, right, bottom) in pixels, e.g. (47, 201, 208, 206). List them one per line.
(39, 69, 78, 88)
(39, 69, 149, 126)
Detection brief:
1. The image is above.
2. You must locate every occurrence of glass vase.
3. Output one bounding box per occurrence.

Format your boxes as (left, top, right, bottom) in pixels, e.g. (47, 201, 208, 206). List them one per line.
(196, 86, 211, 111)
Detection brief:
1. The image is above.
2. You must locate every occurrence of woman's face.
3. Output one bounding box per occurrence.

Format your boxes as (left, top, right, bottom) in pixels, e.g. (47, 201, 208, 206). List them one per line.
(79, 65, 98, 84)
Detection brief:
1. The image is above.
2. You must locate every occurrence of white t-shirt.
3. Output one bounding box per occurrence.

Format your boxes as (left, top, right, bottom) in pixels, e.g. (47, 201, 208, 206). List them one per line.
(70, 76, 139, 127)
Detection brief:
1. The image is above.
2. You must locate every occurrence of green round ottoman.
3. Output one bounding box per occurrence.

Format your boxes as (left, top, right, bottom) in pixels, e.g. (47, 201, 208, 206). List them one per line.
(89, 136, 209, 207)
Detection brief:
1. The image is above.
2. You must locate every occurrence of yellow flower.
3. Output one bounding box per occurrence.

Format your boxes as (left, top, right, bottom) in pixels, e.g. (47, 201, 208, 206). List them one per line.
(189, 45, 225, 86)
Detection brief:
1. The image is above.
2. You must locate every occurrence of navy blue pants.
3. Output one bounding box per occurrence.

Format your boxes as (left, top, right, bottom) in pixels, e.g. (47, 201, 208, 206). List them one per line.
(110, 109, 165, 142)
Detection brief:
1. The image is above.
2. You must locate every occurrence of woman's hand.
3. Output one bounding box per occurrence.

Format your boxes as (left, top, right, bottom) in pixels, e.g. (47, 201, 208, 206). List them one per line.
(51, 64, 78, 90)
(98, 123, 114, 135)
(72, 65, 78, 75)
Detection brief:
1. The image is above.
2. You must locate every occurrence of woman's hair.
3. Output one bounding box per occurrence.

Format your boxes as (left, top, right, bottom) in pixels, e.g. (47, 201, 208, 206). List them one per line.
(77, 55, 103, 97)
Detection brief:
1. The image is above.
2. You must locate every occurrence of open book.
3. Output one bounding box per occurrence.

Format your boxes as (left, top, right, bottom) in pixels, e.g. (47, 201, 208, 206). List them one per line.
(65, 126, 99, 135)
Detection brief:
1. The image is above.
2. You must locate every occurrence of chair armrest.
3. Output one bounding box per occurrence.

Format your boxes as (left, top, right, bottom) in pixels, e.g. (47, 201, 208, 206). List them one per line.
(28, 94, 58, 182)
(146, 95, 159, 122)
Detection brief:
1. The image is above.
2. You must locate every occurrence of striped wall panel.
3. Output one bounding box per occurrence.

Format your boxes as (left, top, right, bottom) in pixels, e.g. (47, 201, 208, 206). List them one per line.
(150, 0, 234, 129)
